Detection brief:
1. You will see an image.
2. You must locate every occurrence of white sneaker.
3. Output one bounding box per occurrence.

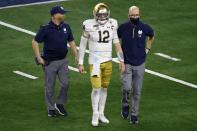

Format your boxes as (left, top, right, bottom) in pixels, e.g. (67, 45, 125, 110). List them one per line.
(91, 113, 99, 127)
(99, 114, 109, 124)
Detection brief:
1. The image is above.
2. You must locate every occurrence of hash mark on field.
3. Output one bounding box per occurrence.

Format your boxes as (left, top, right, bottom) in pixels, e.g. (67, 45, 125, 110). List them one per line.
(0, 0, 70, 10)
(13, 71, 38, 80)
(0, 20, 197, 88)
(155, 53, 181, 61)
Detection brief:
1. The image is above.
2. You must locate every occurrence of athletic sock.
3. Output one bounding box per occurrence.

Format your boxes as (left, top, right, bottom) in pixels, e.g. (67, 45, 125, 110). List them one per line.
(99, 87, 107, 115)
(91, 88, 101, 114)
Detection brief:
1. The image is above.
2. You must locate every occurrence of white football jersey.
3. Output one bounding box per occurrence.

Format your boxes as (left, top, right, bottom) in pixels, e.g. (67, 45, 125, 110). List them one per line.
(83, 18, 119, 64)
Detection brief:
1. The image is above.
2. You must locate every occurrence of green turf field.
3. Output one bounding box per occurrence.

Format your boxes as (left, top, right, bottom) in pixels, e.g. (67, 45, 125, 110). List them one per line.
(0, 0, 197, 130)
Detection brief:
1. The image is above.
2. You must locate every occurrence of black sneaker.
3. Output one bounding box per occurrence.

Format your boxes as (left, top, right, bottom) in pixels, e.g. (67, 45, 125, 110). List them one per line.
(54, 103, 67, 116)
(130, 115, 139, 124)
(121, 106, 129, 119)
(48, 110, 56, 117)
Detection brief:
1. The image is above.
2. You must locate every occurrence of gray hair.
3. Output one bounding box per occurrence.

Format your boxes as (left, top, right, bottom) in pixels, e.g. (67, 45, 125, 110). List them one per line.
(129, 6, 139, 12)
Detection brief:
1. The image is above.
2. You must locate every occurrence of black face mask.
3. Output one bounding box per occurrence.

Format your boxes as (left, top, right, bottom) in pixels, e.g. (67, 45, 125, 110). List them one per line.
(130, 18, 139, 25)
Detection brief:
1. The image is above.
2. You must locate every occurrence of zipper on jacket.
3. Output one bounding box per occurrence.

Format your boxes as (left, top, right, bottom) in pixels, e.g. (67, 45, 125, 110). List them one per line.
(133, 27, 135, 38)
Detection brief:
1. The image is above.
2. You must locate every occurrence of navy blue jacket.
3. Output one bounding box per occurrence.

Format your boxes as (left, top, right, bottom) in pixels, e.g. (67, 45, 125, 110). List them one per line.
(118, 20, 154, 66)
(35, 21, 74, 61)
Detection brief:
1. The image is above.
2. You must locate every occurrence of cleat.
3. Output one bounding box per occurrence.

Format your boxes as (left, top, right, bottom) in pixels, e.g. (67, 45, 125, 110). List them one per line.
(48, 110, 56, 117)
(130, 115, 139, 124)
(99, 114, 109, 124)
(121, 106, 129, 119)
(91, 113, 99, 126)
(54, 103, 67, 116)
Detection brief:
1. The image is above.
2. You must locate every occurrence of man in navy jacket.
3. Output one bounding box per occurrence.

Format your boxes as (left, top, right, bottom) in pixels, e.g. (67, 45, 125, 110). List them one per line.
(118, 6, 154, 124)
(32, 5, 78, 117)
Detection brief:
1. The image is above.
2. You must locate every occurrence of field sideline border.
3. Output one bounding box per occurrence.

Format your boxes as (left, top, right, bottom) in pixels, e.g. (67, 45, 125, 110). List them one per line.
(0, 0, 70, 10)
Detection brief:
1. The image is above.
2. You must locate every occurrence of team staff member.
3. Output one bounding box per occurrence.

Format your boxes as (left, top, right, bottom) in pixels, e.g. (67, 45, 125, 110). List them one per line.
(32, 5, 78, 117)
(118, 6, 154, 124)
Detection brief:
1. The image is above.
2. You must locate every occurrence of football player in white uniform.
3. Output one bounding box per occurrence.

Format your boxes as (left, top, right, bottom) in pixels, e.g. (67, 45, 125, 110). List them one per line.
(78, 3, 125, 126)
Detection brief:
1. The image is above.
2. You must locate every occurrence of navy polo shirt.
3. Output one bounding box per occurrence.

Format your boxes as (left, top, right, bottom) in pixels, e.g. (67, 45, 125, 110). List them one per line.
(35, 21, 74, 61)
(118, 21, 154, 66)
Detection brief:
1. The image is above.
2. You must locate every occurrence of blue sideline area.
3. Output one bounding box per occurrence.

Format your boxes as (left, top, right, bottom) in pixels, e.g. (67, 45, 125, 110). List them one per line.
(0, 0, 56, 7)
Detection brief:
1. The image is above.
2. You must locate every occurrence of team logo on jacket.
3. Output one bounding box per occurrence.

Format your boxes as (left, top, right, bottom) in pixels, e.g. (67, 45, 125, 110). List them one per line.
(138, 30, 143, 37)
(63, 28, 67, 33)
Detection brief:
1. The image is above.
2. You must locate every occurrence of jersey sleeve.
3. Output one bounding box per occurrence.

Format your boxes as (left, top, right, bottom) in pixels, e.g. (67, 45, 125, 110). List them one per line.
(111, 19, 120, 44)
(82, 21, 87, 31)
(82, 20, 92, 38)
(82, 20, 92, 32)
(34, 26, 46, 43)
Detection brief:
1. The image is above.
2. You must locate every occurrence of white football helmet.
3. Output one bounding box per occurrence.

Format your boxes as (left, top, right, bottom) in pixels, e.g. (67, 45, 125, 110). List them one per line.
(93, 3, 110, 25)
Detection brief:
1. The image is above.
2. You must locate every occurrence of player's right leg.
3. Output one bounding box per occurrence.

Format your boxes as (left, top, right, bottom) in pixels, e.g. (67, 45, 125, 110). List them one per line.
(90, 64, 102, 126)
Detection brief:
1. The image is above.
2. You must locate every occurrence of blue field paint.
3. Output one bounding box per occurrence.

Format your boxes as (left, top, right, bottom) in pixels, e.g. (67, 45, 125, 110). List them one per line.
(0, 0, 56, 7)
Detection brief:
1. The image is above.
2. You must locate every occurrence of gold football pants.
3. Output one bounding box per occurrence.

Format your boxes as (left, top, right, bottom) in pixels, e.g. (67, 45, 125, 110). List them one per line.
(89, 61, 112, 88)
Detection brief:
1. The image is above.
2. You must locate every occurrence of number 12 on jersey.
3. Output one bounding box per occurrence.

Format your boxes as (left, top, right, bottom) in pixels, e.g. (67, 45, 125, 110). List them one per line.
(98, 30, 110, 43)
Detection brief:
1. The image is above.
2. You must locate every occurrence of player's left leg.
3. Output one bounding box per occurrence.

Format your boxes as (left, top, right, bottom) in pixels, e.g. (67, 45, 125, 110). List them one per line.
(99, 61, 112, 124)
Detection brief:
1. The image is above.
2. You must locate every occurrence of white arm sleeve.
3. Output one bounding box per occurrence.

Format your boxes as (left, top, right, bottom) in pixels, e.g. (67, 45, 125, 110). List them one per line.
(112, 20, 120, 44)
(113, 29, 120, 44)
(78, 35, 88, 65)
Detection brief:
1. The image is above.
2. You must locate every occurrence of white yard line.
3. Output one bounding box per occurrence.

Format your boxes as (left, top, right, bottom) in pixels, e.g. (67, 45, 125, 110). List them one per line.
(0, 20, 196, 89)
(154, 53, 181, 61)
(0, 0, 70, 10)
(68, 66, 79, 72)
(145, 69, 197, 88)
(13, 71, 38, 80)
(0, 21, 36, 35)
